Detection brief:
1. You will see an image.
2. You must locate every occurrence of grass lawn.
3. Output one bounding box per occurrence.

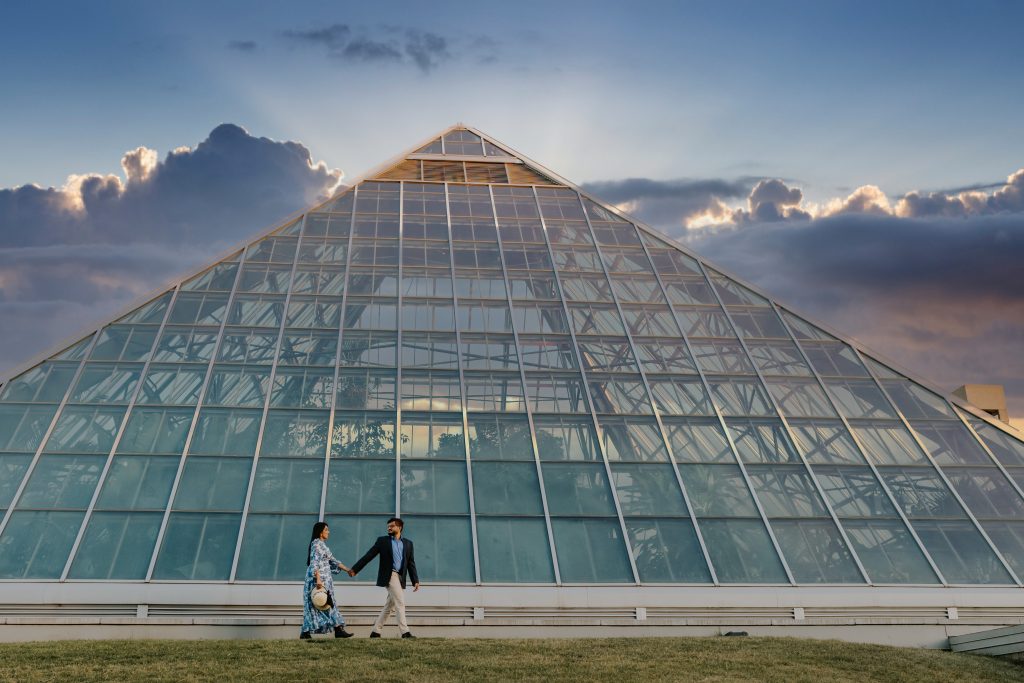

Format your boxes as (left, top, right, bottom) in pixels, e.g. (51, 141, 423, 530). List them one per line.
(1, 636, 1022, 682)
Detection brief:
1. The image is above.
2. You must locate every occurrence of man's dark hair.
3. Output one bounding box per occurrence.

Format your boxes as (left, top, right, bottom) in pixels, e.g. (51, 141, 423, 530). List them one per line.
(387, 517, 404, 529)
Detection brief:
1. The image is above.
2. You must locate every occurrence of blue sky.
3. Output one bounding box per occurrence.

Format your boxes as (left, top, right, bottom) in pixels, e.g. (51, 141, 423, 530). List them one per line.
(1, 1, 1023, 424)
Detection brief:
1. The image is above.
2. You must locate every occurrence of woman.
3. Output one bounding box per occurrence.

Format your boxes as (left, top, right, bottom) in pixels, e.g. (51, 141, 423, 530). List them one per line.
(301, 521, 354, 639)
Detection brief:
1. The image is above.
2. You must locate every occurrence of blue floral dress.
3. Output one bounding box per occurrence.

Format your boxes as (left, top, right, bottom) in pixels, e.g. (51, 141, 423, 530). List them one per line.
(302, 538, 346, 635)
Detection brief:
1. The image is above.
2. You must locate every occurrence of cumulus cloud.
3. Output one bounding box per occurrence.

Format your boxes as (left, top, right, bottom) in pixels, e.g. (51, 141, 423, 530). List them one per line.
(281, 23, 455, 73)
(0, 124, 342, 376)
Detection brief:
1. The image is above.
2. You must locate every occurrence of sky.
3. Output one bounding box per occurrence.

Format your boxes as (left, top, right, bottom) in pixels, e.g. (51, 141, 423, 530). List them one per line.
(0, 1, 1022, 426)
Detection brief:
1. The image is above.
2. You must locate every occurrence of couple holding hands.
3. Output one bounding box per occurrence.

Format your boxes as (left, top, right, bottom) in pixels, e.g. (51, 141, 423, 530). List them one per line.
(302, 517, 420, 640)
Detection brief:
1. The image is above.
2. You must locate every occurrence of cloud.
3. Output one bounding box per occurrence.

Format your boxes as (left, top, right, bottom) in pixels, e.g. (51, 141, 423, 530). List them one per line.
(227, 40, 258, 52)
(0, 124, 342, 377)
(582, 177, 753, 230)
(280, 23, 466, 73)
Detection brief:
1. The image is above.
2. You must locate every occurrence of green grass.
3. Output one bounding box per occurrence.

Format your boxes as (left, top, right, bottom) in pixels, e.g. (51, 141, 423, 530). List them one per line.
(1, 636, 1022, 682)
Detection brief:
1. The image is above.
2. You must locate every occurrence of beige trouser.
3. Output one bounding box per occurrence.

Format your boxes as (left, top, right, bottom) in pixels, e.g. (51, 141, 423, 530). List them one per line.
(373, 571, 408, 634)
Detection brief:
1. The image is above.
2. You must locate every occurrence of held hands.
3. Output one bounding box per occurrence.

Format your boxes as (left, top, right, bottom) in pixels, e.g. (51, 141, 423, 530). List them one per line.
(346, 568, 356, 577)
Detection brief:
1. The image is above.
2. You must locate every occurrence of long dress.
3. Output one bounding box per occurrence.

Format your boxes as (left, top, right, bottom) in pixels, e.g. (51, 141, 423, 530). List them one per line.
(302, 538, 346, 635)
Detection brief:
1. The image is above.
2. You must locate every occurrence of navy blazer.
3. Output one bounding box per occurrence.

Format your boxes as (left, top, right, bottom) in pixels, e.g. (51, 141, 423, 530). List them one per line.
(351, 535, 419, 589)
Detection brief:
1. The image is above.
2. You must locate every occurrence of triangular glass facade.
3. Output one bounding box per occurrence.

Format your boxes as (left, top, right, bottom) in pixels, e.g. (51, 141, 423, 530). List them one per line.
(2, 126, 1024, 588)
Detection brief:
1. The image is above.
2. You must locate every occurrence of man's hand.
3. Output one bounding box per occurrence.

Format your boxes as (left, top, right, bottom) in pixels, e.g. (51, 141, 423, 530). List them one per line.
(413, 583, 420, 592)
(347, 569, 356, 577)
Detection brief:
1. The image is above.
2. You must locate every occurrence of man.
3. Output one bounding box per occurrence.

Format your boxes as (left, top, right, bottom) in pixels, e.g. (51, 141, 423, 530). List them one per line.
(349, 517, 420, 638)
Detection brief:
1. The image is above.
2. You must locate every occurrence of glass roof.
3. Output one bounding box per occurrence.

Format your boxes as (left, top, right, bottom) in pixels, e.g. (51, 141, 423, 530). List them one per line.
(1, 128, 1023, 587)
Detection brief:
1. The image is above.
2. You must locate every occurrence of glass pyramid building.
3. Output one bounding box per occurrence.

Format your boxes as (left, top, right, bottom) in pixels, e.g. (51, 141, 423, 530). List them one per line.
(3, 124, 1024, 600)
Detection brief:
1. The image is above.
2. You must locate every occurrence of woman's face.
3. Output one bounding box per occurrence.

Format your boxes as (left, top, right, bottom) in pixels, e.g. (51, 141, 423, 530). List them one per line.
(320, 526, 330, 540)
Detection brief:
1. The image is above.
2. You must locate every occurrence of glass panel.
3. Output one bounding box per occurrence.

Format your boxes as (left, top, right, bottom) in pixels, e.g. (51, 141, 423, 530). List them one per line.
(183, 261, 241, 292)
(633, 340, 696, 373)
(913, 519, 1013, 584)
(707, 376, 774, 416)
(218, 329, 279, 364)
(662, 277, 716, 305)
(335, 370, 397, 410)
(402, 301, 455, 332)
(173, 457, 252, 511)
(746, 340, 813, 377)
(0, 510, 84, 578)
(472, 461, 544, 515)
(602, 419, 668, 462)
(167, 292, 229, 326)
(789, 420, 863, 465)
(0, 454, 32, 508)
(878, 467, 965, 518)
(153, 512, 241, 580)
(400, 461, 469, 513)
(286, 297, 342, 330)
(745, 465, 829, 516)
(766, 378, 836, 418)
(270, 367, 334, 409)
(67, 511, 162, 579)
(43, 406, 126, 454)
(944, 467, 1024, 518)
(852, 422, 928, 466)
(525, 373, 589, 413)
(136, 365, 204, 406)
(550, 518, 633, 583)
(477, 517, 555, 583)
(291, 266, 346, 296)
(518, 337, 577, 370)
(981, 521, 1024, 578)
(663, 420, 733, 463)
(460, 335, 518, 370)
(841, 519, 938, 583)
(401, 515, 474, 582)
(825, 379, 897, 419)
(237, 263, 293, 293)
(0, 404, 58, 452)
(699, 518, 789, 583)
(676, 308, 735, 339)
(467, 415, 534, 461)
(912, 421, 990, 465)
(611, 463, 687, 516)
(330, 413, 397, 459)
(17, 454, 104, 509)
(626, 518, 711, 583)
(188, 408, 262, 456)
(400, 372, 461, 412)
(801, 341, 868, 377)
(343, 298, 398, 330)
(400, 413, 465, 459)
(811, 466, 898, 517)
(96, 455, 178, 509)
(90, 326, 158, 362)
(205, 365, 270, 407)
(340, 332, 398, 367)
(118, 293, 172, 325)
(260, 410, 331, 458)
(513, 302, 570, 334)
(578, 339, 638, 373)
(235, 513, 318, 581)
(69, 363, 141, 404)
(249, 458, 323, 512)
(587, 376, 652, 414)
(971, 420, 1024, 467)
(569, 304, 626, 336)
(728, 308, 788, 339)
(463, 373, 526, 412)
(770, 519, 864, 583)
(678, 463, 758, 516)
(534, 416, 600, 461)
(325, 459, 395, 513)
(727, 419, 801, 464)
(648, 378, 713, 416)
(884, 380, 956, 420)
(1, 362, 79, 403)
(402, 333, 460, 369)
(542, 463, 616, 515)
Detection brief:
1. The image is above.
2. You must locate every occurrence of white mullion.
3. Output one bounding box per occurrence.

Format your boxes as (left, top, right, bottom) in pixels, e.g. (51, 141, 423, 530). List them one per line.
(0, 332, 102, 542)
(145, 247, 249, 581)
(489, 185, 562, 585)
(856, 348, 1022, 585)
(59, 285, 181, 580)
(579, 195, 717, 585)
(773, 302, 947, 585)
(699, 273, 870, 585)
(443, 182, 481, 585)
(319, 189, 360, 521)
(531, 186, 640, 585)
(395, 183, 405, 516)
(229, 223, 306, 582)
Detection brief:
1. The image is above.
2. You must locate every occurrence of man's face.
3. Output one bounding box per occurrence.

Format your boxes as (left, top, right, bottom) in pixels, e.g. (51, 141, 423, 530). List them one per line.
(387, 521, 399, 537)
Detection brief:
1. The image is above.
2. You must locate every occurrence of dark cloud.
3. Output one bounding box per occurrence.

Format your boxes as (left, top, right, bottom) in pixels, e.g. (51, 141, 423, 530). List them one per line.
(681, 209, 1024, 424)
(0, 125, 342, 376)
(582, 177, 754, 229)
(227, 40, 257, 52)
(280, 24, 470, 73)
(898, 170, 1024, 217)
(738, 179, 811, 223)
(404, 31, 450, 72)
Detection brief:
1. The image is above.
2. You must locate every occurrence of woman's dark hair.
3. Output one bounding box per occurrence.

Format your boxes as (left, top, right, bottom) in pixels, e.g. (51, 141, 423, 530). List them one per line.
(307, 522, 329, 566)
